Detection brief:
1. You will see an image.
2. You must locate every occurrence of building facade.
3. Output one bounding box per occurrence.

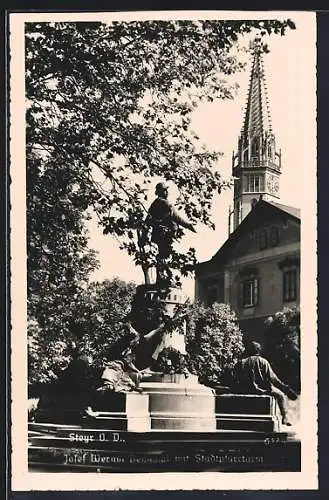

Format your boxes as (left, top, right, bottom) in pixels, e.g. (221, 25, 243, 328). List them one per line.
(195, 41, 300, 344)
(195, 200, 300, 343)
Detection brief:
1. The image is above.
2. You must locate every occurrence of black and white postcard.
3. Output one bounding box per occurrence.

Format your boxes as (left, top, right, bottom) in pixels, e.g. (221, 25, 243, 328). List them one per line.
(9, 9, 317, 491)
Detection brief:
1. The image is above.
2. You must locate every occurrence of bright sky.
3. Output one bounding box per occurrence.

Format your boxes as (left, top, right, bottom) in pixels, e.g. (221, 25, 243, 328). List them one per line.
(88, 16, 316, 297)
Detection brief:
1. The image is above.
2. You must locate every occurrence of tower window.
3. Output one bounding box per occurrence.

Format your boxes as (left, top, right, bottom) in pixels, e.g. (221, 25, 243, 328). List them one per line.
(251, 138, 259, 157)
(245, 174, 265, 193)
(283, 269, 297, 302)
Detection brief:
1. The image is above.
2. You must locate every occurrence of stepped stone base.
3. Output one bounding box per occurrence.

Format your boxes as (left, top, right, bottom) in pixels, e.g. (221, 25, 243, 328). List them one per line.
(141, 374, 216, 431)
(215, 394, 281, 432)
(28, 423, 301, 472)
(34, 381, 283, 434)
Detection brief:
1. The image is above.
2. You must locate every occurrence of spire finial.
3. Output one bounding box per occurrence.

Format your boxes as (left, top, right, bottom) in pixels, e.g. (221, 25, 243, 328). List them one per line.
(249, 37, 262, 54)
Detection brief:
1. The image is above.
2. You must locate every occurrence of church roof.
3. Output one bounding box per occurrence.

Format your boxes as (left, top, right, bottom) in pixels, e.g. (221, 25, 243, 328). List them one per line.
(267, 201, 301, 219)
(242, 41, 273, 139)
(196, 199, 300, 274)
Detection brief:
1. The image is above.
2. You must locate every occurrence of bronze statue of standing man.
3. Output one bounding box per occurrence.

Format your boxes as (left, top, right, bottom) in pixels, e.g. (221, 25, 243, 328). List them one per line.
(142, 182, 196, 287)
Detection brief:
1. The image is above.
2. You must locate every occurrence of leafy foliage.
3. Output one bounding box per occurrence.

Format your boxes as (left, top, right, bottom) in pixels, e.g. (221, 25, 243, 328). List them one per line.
(185, 301, 244, 387)
(27, 150, 99, 385)
(263, 306, 300, 392)
(75, 278, 137, 368)
(28, 278, 136, 385)
(26, 19, 295, 285)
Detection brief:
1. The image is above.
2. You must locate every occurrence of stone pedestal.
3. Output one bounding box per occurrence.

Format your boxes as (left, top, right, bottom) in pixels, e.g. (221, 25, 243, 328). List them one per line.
(135, 285, 216, 431)
(141, 373, 216, 431)
(152, 287, 187, 358)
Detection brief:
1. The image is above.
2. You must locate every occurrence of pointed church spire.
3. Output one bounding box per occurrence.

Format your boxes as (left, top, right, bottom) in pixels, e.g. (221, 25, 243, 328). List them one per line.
(242, 39, 272, 139)
(230, 38, 282, 232)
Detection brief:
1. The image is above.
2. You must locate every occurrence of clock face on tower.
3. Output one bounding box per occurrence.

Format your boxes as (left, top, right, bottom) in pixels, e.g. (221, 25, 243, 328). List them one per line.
(266, 175, 279, 196)
(274, 178, 279, 195)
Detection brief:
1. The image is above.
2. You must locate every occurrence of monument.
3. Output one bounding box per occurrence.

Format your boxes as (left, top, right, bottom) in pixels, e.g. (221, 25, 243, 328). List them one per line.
(89, 181, 216, 431)
(29, 182, 300, 472)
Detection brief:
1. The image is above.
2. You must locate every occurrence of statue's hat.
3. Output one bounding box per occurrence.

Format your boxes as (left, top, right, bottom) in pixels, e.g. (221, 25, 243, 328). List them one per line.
(155, 182, 169, 194)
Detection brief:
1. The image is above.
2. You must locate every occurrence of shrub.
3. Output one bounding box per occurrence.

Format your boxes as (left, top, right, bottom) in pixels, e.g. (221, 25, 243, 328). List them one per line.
(264, 306, 300, 392)
(28, 278, 136, 386)
(185, 302, 244, 387)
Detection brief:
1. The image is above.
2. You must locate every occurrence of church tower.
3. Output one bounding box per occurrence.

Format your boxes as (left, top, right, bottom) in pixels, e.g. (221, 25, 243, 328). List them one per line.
(230, 39, 282, 232)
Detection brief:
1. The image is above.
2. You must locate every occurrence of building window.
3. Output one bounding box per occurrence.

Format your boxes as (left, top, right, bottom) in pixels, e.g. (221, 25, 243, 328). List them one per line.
(283, 270, 297, 302)
(245, 174, 265, 193)
(242, 278, 259, 308)
(259, 229, 268, 250)
(269, 226, 279, 247)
